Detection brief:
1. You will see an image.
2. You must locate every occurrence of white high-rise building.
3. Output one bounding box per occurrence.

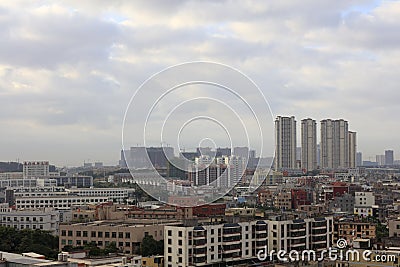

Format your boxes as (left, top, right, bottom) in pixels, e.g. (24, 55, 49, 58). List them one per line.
(320, 119, 349, 169)
(301, 118, 317, 172)
(348, 131, 357, 168)
(275, 116, 297, 170)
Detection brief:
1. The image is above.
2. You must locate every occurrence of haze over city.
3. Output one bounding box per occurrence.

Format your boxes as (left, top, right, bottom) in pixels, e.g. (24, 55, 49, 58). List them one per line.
(1, 1, 400, 166)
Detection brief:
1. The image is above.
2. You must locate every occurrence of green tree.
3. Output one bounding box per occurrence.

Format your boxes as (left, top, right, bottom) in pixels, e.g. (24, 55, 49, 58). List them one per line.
(141, 235, 163, 256)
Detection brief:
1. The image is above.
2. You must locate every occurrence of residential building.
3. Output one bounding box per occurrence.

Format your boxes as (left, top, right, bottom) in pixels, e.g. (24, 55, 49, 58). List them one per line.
(354, 192, 376, 217)
(334, 221, 376, 244)
(348, 131, 357, 168)
(164, 217, 333, 267)
(356, 152, 362, 167)
(274, 190, 292, 210)
(320, 119, 349, 169)
(275, 116, 297, 170)
(386, 150, 395, 166)
(301, 118, 317, 172)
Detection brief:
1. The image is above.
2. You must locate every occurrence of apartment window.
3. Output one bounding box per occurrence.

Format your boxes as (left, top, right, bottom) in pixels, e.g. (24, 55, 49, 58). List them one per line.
(98, 241, 103, 246)
(125, 232, 130, 239)
(168, 230, 172, 236)
(83, 231, 88, 237)
(178, 240, 182, 246)
(125, 242, 130, 247)
(168, 239, 172, 245)
(91, 231, 96, 238)
(118, 232, 123, 238)
(168, 247, 172, 253)
(105, 232, 110, 238)
(76, 231, 81, 237)
(68, 230, 73, 237)
(178, 248, 182, 254)
(112, 232, 117, 238)
(118, 242, 123, 247)
(178, 231, 182, 237)
(61, 230, 66, 236)
(168, 256, 172, 261)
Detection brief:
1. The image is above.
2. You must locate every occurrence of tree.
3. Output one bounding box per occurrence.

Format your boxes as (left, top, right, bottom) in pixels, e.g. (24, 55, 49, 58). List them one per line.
(141, 235, 163, 256)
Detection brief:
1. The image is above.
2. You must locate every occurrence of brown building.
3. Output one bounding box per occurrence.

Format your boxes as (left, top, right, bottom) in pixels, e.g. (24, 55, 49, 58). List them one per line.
(59, 220, 180, 254)
(334, 221, 376, 244)
(274, 190, 292, 210)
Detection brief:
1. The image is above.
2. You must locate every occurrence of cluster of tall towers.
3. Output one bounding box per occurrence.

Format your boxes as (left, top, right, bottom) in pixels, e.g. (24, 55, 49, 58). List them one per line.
(275, 116, 357, 171)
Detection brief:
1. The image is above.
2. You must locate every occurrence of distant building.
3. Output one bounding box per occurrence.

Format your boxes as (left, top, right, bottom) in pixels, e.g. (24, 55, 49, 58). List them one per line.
(216, 147, 231, 157)
(301, 118, 317, 172)
(385, 150, 394, 166)
(147, 146, 174, 168)
(23, 161, 49, 178)
(54, 175, 93, 188)
(320, 119, 349, 169)
(376, 155, 385, 166)
(348, 131, 357, 168)
(356, 152, 362, 167)
(275, 116, 297, 170)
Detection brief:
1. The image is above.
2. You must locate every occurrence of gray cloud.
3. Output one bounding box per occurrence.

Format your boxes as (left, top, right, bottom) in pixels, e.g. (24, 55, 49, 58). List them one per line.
(0, 0, 399, 165)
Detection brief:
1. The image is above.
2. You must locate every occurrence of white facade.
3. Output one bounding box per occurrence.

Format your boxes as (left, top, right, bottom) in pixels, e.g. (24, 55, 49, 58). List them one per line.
(23, 161, 50, 178)
(15, 196, 109, 209)
(301, 118, 317, 171)
(66, 188, 134, 202)
(164, 217, 333, 267)
(354, 192, 375, 217)
(0, 206, 60, 234)
(275, 116, 297, 170)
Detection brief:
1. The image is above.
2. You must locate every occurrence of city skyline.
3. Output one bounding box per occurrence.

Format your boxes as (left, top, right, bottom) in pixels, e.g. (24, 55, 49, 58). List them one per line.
(1, 1, 400, 166)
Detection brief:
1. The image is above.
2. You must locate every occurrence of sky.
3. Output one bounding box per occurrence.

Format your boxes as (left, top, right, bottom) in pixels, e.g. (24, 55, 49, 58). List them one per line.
(0, 0, 399, 166)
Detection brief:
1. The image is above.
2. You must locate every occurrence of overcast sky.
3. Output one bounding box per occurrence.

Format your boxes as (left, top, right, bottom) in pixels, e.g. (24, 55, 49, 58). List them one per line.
(0, 0, 399, 166)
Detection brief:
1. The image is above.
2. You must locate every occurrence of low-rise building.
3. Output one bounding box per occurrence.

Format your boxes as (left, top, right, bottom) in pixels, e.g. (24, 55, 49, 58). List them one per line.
(15, 196, 109, 209)
(334, 221, 376, 244)
(0, 204, 60, 234)
(59, 220, 181, 255)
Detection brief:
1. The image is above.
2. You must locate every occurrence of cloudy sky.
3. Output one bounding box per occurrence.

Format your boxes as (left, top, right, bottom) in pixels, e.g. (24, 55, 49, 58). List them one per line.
(0, 0, 399, 166)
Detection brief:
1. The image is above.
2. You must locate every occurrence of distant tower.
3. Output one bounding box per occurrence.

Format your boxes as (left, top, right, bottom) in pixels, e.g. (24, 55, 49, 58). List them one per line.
(301, 118, 317, 172)
(385, 150, 394, 166)
(320, 119, 349, 169)
(275, 116, 297, 170)
(348, 131, 357, 168)
(356, 152, 362, 167)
